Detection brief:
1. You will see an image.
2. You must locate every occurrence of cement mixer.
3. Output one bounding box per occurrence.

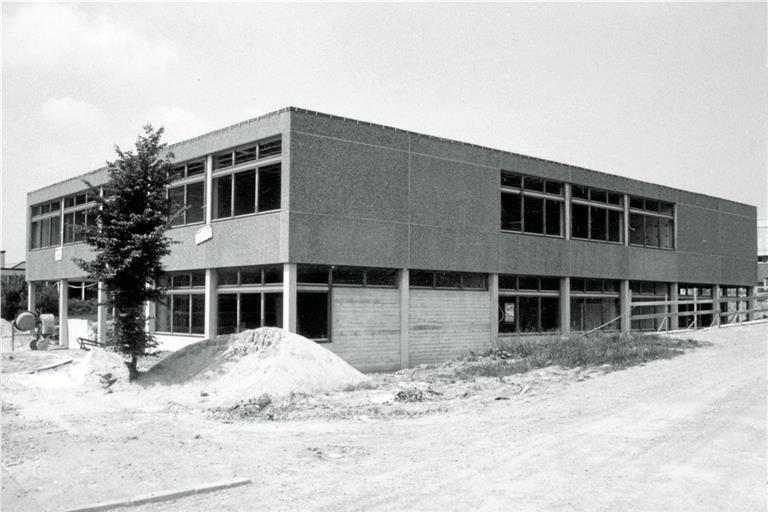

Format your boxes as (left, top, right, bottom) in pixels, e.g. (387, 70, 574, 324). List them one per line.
(13, 309, 57, 350)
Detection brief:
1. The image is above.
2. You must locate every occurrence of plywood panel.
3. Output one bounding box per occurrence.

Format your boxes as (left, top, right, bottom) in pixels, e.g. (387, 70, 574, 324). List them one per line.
(328, 287, 401, 372)
(409, 289, 491, 366)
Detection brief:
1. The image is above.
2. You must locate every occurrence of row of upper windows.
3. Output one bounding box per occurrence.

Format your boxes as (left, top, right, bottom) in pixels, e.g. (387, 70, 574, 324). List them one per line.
(500, 170, 675, 250)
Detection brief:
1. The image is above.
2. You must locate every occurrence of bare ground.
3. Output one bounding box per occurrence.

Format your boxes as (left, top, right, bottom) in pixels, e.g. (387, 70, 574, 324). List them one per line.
(2, 323, 766, 511)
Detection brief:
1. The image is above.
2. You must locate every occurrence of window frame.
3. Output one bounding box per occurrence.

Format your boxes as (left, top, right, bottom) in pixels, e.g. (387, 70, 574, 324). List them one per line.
(628, 196, 675, 250)
(500, 171, 565, 238)
(212, 162, 282, 220)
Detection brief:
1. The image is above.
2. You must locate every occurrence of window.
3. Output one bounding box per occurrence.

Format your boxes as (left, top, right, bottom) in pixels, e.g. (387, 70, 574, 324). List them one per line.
(498, 295, 560, 334)
(500, 171, 564, 236)
(170, 159, 205, 181)
(155, 270, 205, 335)
(297, 265, 398, 287)
(409, 270, 487, 290)
(169, 181, 205, 227)
(297, 292, 329, 340)
(212, 136, 282, 170)
(570, 185, 623, 243)
(29, 199, 65, 249)
(628, 196, 674, 249)
(217, 265, 283, 287)
(570, 277, 621, 331)
(213, 164, 282, 219)
(630, 281, 670, 331)
(215, 266, 284, 335)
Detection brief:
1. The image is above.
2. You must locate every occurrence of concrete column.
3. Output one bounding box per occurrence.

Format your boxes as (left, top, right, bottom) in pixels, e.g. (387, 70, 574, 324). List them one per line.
(563, 183, 572, 240)
(27, 281, 36, 311)
(711, 285, 721, 327)
(97, 282, 107, 344)
(283, 263, 297, 333)
(205, 155, 214, 224)
(489, 273, 499, 349)
(620, 279, 631, 334)
(560, 276, 571, 336)
(204, 268, 218, 338)
(58, 279, 68, 347)
(399, 268, 410, 369)
(669, 283, 679, 330)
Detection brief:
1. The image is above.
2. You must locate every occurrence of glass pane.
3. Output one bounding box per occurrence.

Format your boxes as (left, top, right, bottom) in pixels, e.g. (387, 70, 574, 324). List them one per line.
(519, 297, 540, 332)
(240, 293, 262, 331)
(607, 209, 622, 242)
(498, 297, 517, 333)
(32, 205, 41, 217)
(191, 295, 205, 334)
(500, 172, 522, 188)
(586, 279, 603, 292)
(297, 292, 329, 339)
(603, 280, 619, 293)
(545, 199, 561, 236)
(629, 197, 644, 209)
(524, 176, 544, 192)
(30, 221, 40, 249)
(172, 295, 190, 334)
(366, 268, 397, 286)
(644, 200, 659, 212)
(171, 274, 191, 288)
(264, 292, 283, 327)
(264, 266, 283, 284)
(187, 161, 205, 176)
(75, 193, 87, 205)
(590, 207, 607, 241)
(259, 139, 282, 158)
(571, 298, 583, 331)
(518, 276, 539, 290)
(218, 268, 239, 286)
(297, 265, 329, 284)
(590, 189, 607, 203)
(572, 185, 589, 199)
(63, 213, 74, 243)
(603, 298, 620, 330)
(644, 216, 660, 247)
(333, 266, 365, 285)
(64, 196, 75, 208)
(572, 204, 589, 239)
(191, 271, 206, 287)
(545, 182, 563, 195)
(498, 275, 517, 290)
(215, 152, 233, 169)
(234, 146, 257, 164)
(540, 277, 560, 291)
(540, 297, 559, 332)
(50, 215, 60, 246)
(234, 169, 256, 216)
(50, 201, 60, 211)
(608, 193, 623, 205)
(462, 273, 486, 290)
(186, 182, 205, 223)
(217, 294, 238, 335)
(409, 270, 434, 287)
(435, 272, 461, 288)
(41, 217, 51, 247)
(214, 175, 232, 219)
(170, 165, 185, 181)
(258, 164, 281, 212)
(523, 195, 544, 234)
(570, 278, 585, 292)
(629, 213, 644, 245)
(659, 218, 674, 249)
(659, 202, 673, 215)
(584, 298, 603, 330)
(501, 192, 522, 231)
(74, 210, 86, 242)
(155, 298, 170, 332)
(240, 266, 262, 285)
(169, 186, 186, 226)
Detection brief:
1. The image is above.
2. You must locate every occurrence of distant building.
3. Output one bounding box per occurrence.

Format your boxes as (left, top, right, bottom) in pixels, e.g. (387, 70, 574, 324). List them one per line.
(0, 251, 25, 284)
(758, 218, 768, 289)
(25, 108, 759, 368)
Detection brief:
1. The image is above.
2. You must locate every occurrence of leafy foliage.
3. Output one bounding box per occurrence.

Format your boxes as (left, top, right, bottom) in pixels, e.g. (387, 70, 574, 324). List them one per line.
(1, 277, 58, 321)
(75, 125, 176, 379)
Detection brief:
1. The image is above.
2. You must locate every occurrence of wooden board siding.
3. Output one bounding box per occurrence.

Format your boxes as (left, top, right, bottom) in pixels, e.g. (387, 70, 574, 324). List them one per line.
(408, 289, 491, 366)
(328, 287, 401, 372)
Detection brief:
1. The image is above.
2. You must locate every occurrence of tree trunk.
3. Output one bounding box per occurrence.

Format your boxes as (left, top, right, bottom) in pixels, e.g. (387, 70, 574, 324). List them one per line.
(126, 355, 139, 381)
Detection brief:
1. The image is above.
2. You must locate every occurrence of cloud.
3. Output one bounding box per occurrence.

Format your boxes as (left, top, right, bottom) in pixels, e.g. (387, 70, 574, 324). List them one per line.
(136, 107, 212, 143)
(3, 4, 177, 74)
(41, 97, 104, 129)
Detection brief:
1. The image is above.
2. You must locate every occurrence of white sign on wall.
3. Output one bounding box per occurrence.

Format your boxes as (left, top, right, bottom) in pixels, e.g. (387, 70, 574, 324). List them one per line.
(54, 247, 63, 261)
(195, 224, 213, 245)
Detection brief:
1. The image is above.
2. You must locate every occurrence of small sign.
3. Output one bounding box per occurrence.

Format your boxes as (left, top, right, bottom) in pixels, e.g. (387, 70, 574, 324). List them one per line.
(503, 302, 515, 323)
(195, 224, 213, 245)
(54, 247, 63, 261)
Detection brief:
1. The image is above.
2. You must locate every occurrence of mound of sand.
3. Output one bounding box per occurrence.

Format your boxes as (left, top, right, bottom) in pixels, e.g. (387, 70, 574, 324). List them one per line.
(70, 348, 130, 389)
(145, 328, 367, 406)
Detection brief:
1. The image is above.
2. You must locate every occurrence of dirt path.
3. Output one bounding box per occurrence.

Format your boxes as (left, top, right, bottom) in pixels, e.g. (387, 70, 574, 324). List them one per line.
(3, 323, 766, 511)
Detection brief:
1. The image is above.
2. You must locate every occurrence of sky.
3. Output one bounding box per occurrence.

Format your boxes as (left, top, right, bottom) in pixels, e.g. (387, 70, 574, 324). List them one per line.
(2, 2, 766, 265)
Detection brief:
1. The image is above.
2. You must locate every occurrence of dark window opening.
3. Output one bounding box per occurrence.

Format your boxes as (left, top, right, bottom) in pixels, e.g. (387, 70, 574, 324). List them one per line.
(259, 139, 282, 158)
(572, 204, 589, 239)
(524, 196, 544, 234)
(233, 169, 256, 216)
(258, 164, 281, 212)
(501, 193, 522, 231)
(298, 265, 330, 284)
(297, 292, 329, 340)
(214, 175, 232, 219)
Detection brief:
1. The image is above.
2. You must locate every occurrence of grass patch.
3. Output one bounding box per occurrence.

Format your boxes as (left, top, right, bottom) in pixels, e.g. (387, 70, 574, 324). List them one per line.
(455, 333, 702, 380)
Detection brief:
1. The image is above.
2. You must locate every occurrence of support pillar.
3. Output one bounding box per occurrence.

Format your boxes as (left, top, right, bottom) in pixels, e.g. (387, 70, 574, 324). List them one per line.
(669, 282, 679, 330)
(97, 282, 107, 344)
(58, 279, 69, 347)
(489, 273, 499, 349)
(748, 286, 758, 322)
(283, 263, 297, 333)
(711, 285, 721, 327)
(620, 279, 631, 334)
(560, 276, 571, 336)
(204, 269, 218, 339)
(399, 268, 410, 369)
(27, 281, 36, 311)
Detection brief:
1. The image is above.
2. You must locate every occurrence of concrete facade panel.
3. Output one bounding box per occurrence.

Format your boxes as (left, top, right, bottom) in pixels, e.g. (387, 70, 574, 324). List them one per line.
(327, 287, 401, 372)
(26, 244, 95, 281)
(568, 240, 630, 279)
(291, 110, 409, 151)
(409, 225, 499, 273)
(289, 213, 408, 268)
(676, 205, 721, 255)
(718, 213, 757, 258)
(497, 234, 570, 277)
(289, 132, 409, 222)
(409, 134, 503, 170)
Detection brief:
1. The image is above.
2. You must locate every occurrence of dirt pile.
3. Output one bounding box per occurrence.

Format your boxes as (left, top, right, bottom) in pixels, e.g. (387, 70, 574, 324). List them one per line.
(70, 348, 129, 390)
(145, 328, 368, 406)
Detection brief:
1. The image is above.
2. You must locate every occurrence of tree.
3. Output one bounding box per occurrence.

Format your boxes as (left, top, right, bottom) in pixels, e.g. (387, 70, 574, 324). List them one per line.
(1, 277, 58, 321)
(75, 125, 176, 380)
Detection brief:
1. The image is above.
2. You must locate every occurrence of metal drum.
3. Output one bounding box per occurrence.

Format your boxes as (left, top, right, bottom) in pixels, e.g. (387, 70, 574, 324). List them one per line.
(13, 311, 37, 331)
